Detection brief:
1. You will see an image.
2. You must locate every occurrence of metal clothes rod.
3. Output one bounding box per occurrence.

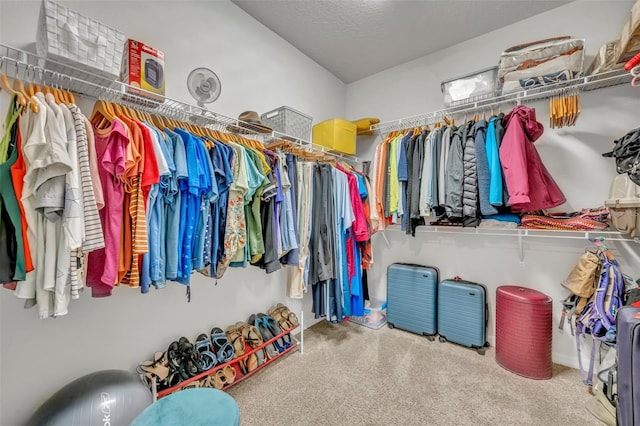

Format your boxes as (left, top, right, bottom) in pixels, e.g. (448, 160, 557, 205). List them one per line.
(0, 43, 362, 164)
(371, 68, 631, 134)
(381, 225, 638, 243)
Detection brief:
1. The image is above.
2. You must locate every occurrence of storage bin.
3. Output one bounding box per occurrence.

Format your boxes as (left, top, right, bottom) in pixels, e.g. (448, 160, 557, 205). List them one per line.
(441, 67, 498, 107)
(261, 106, 313, 142)
(605, 174, 640, 237)
(498, 37, 585, 94)
(312, 118, 357, 155)
(36, 0, 126, 81)
(495, 286, 553, 380)
(350, 298, 387, 330)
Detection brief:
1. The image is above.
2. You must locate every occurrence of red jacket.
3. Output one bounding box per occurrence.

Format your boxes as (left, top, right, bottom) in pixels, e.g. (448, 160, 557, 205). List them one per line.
(499, 106, 566, 212)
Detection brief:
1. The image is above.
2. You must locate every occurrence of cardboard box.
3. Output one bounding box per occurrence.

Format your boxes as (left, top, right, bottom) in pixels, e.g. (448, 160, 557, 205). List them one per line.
(121, 39, 165, 98)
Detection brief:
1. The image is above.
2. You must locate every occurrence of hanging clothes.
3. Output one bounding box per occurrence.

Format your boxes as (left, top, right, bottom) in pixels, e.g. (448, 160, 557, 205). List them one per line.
(499, 106, 566, 212)
(0, 95, 26, 284)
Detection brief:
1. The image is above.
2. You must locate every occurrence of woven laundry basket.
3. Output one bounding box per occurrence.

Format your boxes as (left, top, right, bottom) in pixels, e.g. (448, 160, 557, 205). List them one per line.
(36, 0, 125, 81)
(495, 286, 553, 380)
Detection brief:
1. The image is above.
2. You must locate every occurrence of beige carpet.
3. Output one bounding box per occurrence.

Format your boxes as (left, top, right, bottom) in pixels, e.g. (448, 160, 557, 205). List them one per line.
(227, 320, 603, 426)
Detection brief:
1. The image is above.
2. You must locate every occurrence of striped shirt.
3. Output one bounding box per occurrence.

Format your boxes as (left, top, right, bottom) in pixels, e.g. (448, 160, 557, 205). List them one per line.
(68, 105, 104, 298)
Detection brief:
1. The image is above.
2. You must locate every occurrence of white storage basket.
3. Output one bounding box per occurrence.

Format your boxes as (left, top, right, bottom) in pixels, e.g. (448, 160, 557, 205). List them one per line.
(261, 106, 313, 142)
(36, 0, 126, 81)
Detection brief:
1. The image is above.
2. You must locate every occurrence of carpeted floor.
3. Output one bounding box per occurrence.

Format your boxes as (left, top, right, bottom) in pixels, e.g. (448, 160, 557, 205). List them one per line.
(226, 320, 603, 426)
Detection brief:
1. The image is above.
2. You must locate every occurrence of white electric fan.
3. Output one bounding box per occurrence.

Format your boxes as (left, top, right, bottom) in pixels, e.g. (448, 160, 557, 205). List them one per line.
(187, 67, 221, 107)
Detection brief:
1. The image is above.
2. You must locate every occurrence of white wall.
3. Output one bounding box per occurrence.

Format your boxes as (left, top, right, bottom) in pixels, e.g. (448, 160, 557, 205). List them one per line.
(0, 1, 345, 424)
(347, 0, 640, 371)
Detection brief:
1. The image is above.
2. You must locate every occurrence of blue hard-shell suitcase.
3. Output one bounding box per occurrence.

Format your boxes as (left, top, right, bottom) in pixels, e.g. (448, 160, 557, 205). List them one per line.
(438, 277, 489, 355)
(616, 306, 640, 426)
(386, 263, 438, 340)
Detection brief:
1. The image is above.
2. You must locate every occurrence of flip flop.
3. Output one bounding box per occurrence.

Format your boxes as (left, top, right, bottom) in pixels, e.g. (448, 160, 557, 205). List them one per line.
(194, 333, 217, 371)
(258, 313, 288, 352)
(250, 314, 279, 359)
(210, 327, 234, 363)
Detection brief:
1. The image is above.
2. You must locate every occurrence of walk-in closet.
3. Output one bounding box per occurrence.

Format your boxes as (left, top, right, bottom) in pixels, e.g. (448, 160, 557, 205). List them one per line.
(1, 1, 640, 425)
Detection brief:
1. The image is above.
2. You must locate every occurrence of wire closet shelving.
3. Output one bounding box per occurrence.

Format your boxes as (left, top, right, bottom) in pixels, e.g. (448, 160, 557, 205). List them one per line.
(370, 68, 632, 134)
(0, 43, 361, 164)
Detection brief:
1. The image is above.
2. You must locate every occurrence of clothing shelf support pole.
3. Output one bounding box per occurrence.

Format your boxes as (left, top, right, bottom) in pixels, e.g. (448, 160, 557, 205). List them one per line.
(518, 231, 524, 264)
(300, 311, 304, 355)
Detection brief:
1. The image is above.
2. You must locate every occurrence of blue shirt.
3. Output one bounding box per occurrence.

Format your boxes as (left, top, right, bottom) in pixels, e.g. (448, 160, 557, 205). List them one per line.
(486, 117, 503, 206)
(164, 128, 187, 281)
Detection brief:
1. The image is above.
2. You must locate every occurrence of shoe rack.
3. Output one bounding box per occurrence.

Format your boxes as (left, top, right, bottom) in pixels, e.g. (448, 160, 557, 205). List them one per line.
(154, 324, 301, 399)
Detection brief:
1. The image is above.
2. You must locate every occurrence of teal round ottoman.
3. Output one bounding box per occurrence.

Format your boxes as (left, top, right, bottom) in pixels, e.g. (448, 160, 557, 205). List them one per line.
(131, 388, 240, 426)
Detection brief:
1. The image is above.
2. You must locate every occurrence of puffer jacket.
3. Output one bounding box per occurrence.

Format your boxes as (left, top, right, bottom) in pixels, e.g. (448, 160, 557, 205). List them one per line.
(463, 121, 478, 218)
(445, 124, 465, 218)
(499, 106, 566, 212)
(474, 120, 498, 216)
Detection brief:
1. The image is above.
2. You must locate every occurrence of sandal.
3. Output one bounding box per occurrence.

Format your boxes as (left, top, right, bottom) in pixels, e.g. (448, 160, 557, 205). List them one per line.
(167, 341, 189, 382)
(194, 333, 217, 372)
(258, 313, 288, 352)
(241, 352, 258, 374)
(210, 369, 227, 389)
(210, 327, 234, 363)
(225, 326, 246, 359)
(137, 351, 170, 385)
(238, 323, 267, 366)
(249, 314, 279, 359)
(178, 337, 204, 377)
(180, 379, 200, 390)
(277, 304, 299, 327)
(223, 365, 237, 385)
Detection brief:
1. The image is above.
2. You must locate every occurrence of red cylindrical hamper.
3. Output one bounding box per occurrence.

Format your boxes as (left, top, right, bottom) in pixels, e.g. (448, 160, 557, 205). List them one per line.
(495, 286, 553, 380)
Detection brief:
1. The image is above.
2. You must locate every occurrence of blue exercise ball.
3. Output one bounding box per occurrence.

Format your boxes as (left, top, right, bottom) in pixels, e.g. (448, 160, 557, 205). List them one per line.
(27, 369, 153, 426)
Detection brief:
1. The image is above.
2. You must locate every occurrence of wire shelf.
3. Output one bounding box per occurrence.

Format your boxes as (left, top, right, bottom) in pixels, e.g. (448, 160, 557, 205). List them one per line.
(0, 43, 361, 164)
(371, 68, 632, 134)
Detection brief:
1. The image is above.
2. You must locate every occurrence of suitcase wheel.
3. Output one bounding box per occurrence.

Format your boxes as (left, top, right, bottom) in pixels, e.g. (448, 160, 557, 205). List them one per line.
(387, 323, 395, 329)
(425, 335, 435, 342)
(484, 342, 490, 348)
(438, 336, 447, 343)
(476, 347, 486, 356)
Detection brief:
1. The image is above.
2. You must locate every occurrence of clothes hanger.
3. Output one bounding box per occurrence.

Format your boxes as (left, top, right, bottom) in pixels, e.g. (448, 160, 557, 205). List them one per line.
(90, 100, 115, 127)
(2, 75, 28, 109)
(11, 77, 38, 112)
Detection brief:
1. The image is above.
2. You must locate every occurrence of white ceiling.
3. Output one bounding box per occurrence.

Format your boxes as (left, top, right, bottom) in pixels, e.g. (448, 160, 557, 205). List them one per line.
(232, 0, 572, 83)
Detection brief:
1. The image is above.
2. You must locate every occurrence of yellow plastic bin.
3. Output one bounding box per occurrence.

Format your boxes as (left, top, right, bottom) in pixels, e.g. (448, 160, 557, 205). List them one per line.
(312, 118, 357, 155)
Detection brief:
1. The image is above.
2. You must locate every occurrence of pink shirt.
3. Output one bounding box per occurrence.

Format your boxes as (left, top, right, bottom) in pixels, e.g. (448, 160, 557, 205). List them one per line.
(86, 118, 129, 297)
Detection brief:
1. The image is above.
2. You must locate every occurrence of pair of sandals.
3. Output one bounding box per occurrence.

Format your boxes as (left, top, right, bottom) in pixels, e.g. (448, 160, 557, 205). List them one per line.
(268, 303, 299, 332)
(209, 327, 235, 364)
(180, 365, 237, 391)
(249, 313, 292, 356)
(228, 321, 268, 374)
(207, 365, 237, 390)
(166, 337, 205, 388)
(137, 351, 170, 389)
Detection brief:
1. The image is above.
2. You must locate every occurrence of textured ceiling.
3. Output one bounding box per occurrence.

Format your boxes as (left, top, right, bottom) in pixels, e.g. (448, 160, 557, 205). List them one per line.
(232, 0, 572, 83)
